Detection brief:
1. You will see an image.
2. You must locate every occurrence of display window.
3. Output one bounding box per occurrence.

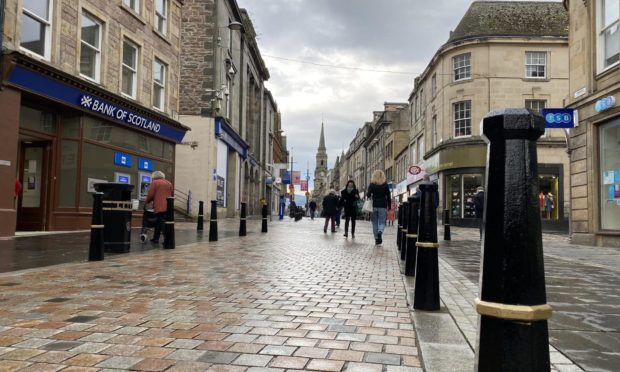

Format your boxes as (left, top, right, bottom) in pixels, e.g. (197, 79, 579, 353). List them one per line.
(539, 174, 559, 220)
(600, 119, 620, 230)
(445, 173, 483, 219)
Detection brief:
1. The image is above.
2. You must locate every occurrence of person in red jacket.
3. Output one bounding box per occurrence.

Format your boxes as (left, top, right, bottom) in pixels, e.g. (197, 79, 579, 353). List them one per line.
(145, 171, 173, 243)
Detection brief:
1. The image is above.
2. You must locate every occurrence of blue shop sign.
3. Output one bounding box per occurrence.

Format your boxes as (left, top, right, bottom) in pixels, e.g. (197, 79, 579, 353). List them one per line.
(215, 117, 249, 158)
(282, 171, 291, 184)
(595, 96, 616, 113)
(138, 158, 153, 171)
(114, 152, 132, 167)
(541, 108, 576, 128)
(8, 66, 186, 142)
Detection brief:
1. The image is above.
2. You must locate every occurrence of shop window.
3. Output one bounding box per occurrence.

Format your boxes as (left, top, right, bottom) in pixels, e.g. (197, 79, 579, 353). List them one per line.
(525, 52, 547, 78)
(122, 39, 139, 98)
(83, 116, 165, 159)
(446, 173, 483, 219)
(19, 106, 56, 134)
(154, 0, 168, 35)
(600, 119, 620, 230)
(539, 174, 559, 220)
(61, 115, 81, 138)
(58, 141, 78, 208)
(453, 101, 471, 137)
(153, 58, 166, 110)
(598, 0, 620, 71)
(80, 13, 102, 82)
(453, 53, 471, 81)
(21, 0, 52, 59)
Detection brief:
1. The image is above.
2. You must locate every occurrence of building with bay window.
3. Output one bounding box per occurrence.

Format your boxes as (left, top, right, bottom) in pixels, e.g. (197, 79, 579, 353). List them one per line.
(565, 0, 620, 247)
(407, 1, 570, 229)
(0, 0, 187, 237)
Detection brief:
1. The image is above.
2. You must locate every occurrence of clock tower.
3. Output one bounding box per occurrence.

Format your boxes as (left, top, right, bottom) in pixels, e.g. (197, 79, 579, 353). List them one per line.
(314, 122, 328, 193)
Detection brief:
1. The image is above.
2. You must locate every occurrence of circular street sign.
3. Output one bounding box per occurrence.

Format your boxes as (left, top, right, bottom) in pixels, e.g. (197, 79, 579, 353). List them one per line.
(275, 177, 282, 184)
(408, 165, 422, 175)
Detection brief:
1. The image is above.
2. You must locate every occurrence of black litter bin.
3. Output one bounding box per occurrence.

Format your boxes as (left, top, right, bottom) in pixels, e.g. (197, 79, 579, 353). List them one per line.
(94, 183, 135, 253)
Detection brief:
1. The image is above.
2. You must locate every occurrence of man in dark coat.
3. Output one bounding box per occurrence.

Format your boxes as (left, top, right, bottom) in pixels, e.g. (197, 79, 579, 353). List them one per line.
(309, 200, 317, 220)
(322, 190, 339, 233)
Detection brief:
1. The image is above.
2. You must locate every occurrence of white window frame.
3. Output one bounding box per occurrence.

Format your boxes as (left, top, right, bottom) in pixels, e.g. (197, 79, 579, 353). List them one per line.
(152, 58, 166, 111)
(598, 0, 620, 72)
(154, 0, 168, 35)
(431, 73, 437, 97)
(453, 100, 472, 138)
(417, 135, 425, 162)
(453, 53, 471, 81)
(123, 0, 140, 14)
(526, 99, 547, 137)
(121, 39, 139, 99)
(79, 12, 102, 83)
(20, 0, 53, 59)
(525, 52, 547, 79)
(432, 115, 437, 147)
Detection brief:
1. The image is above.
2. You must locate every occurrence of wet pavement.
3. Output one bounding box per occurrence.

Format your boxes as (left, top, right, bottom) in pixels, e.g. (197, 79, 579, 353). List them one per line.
(0, 218, 422, 371)
(439, 227, 620, 372)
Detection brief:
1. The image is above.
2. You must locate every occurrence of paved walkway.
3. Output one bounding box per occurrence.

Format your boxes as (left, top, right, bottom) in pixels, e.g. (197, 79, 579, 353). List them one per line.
(0, 219, 421, 371)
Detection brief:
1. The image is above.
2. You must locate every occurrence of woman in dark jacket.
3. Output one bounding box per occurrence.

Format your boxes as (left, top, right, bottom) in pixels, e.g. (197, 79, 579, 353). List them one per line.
(367, 170, 391, 244)
(340, 180, 360, 238)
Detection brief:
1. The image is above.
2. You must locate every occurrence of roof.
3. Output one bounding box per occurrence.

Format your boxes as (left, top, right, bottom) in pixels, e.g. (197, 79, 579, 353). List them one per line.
(448, 1, 568, 43)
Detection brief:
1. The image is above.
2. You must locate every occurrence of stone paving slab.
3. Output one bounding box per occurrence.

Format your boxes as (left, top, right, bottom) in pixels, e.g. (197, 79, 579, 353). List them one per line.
(0, 219, 422, 371)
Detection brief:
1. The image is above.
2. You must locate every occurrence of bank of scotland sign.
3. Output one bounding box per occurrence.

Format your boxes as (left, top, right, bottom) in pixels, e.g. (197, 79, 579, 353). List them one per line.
(542, 108, 576, 129)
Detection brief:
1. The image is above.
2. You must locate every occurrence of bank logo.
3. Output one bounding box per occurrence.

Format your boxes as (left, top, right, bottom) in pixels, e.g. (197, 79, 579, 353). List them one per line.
(80, 95, 93, 108)
(545, 113, 571, 124)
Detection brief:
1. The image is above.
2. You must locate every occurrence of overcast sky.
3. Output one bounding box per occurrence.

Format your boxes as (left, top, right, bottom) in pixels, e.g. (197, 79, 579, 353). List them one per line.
(236, 0, 555, 191)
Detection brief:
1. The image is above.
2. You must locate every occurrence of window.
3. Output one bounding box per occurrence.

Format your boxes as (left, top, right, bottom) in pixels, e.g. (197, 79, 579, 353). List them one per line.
(80, 13, 102, 82)
(417, 135, 424, 162)
(20, 0, 52, 58)
(600, 119, 620, 230)
(414, 95, 418, 120)
(525, 52, 547, 78)
(599, 0, 620, 69)
(155, 0, 168, 35)
(228, 18, 234, 52)
(453, 101, 472, 137)
(431, 74, 437, 97)
(122, 39, 139, 98)
(453, 53, 471, 81)
(432, 115, 437, 147)
(420, 88, 425, 115)
(225, 75, 232, 118)
(123, 0, 140, 13)
(152, 58, 166, 110)
(525, 99, 546, 114)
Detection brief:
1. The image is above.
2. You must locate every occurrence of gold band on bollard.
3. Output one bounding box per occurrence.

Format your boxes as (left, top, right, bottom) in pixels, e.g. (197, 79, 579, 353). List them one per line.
(198, 214, 204, 217)
(416, 242, 439, 248)
(210, 219, 217, 222)
(165, 221, 175, 225)
(240, 218, 246, 220)
(91, 225, 104, 228)
(406, 234, 418, 238)
(475, 298, 552, 321)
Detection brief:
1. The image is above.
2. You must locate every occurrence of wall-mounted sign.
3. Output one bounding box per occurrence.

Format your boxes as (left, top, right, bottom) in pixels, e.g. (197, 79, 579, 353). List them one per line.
(216, 176, 225, 207)
(542, 109, 576, 128)
(408, 165, 422, 175)
(595, 96, 616, 113)
(265, 177, 274, 185)
(275, 177, 282, 184)
(138, 158, 153, 171)
(114, 152, 132, 167)
(115, 172, 131, 184)
(282, 170, 291, 184)
(574, 87, 587, 99)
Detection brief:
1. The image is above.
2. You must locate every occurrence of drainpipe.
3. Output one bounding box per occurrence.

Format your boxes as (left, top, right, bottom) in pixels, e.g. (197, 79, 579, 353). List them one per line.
(0, 0, 6, 89)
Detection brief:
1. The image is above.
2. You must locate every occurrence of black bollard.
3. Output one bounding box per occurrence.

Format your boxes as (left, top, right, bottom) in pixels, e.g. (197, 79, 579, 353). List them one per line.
(405, 195, 420, 276)
(88, 192, 105, 261)
(261, 204, 268, 233)
(475, 109, 551, 372)
(208, 200, 218, 241)
(413, 181, 440, 311)
(400, 201, 409, 260)
(396, 205, 402, 249)
(239, 202, 247, 236)
(163, 197, 175, 249)
(197, 201, 204, 232)
(443, 209, 451, 241)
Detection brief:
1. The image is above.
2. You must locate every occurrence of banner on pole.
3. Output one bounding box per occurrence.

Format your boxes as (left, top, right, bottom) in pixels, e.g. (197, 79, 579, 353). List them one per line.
(300, 180, 308, 191)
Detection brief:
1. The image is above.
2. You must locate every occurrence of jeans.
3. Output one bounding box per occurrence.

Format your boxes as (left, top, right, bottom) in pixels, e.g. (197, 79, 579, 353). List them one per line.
(371, 208, 387, 239)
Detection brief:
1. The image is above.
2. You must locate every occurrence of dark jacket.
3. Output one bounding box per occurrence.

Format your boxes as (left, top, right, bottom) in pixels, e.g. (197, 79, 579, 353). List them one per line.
(340, 187, 360, 217)
(309, 201, 317, 211)
(322, 194, 339, 216)
(474, 191, 484, 218)
(367, 183, 391, 209)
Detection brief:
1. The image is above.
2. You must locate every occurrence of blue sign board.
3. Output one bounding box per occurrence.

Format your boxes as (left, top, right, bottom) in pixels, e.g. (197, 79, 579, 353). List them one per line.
(215, 117, 249, 158)
(138, 158, 153, 171)
(8, 66, 186, 142)
(114, 152, 132, 167)
(595, 96, 616, 113)
(541, 108, 576, 128)
(282, 171, 291, 185)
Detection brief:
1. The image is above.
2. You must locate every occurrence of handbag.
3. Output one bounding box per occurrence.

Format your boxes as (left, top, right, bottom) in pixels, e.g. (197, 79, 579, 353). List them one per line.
(362, 199, 373, 213)
(355, 199, 365, 215)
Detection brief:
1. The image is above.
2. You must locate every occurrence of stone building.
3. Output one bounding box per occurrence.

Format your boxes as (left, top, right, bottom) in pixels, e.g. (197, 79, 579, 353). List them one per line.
(348, 123, 371, 196)
(408, 1, 570, 228)
(564, 0, 620, 247)
(312, 122, 328, 201)
(0, 0, 188, 236)
(175, 0, 274, 218)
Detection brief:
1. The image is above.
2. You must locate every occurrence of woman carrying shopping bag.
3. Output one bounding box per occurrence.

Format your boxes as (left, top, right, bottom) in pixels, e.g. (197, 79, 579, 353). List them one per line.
(366, 170, 391, 245)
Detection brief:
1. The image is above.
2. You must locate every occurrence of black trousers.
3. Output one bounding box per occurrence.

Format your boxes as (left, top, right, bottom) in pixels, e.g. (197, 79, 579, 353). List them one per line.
(345, 215, 356, 235)
(153, 212, 166, 241)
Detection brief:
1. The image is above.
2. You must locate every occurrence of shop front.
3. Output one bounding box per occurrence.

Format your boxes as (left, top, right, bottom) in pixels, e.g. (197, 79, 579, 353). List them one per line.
(0, 57, 188, 236)
(600, 118, 620, 233)
(215, 117, 248, 216)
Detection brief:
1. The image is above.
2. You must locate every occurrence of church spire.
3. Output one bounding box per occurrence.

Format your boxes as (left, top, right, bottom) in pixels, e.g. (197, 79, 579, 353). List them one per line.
(318, 122, 326, 151)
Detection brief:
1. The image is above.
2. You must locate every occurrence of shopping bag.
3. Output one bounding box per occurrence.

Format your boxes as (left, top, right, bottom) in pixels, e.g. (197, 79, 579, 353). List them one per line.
(362, 200, 373, 213)
(355, 199, 365, 215)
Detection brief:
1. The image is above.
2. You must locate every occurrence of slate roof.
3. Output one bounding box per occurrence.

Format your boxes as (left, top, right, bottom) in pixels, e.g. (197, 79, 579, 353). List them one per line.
(448, 1, 568, 43)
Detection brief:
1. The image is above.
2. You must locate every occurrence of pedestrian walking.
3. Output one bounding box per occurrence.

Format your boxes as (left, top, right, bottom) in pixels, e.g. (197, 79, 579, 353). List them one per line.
(335, 195, 342, 228)
(340, 180, 360, 238)
(386, 199, 396, 226)
(367, 170, 391, 245)
(309, 200, 317, 220)
(145, 170, 173, 244)
(322, 190, 339, 233)
(474, 185, 484, 240)
(544, 192, 554, 219)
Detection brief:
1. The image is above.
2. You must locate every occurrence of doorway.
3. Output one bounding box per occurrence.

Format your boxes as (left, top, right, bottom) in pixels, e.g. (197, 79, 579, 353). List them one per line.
(16, 139, 52, 231)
